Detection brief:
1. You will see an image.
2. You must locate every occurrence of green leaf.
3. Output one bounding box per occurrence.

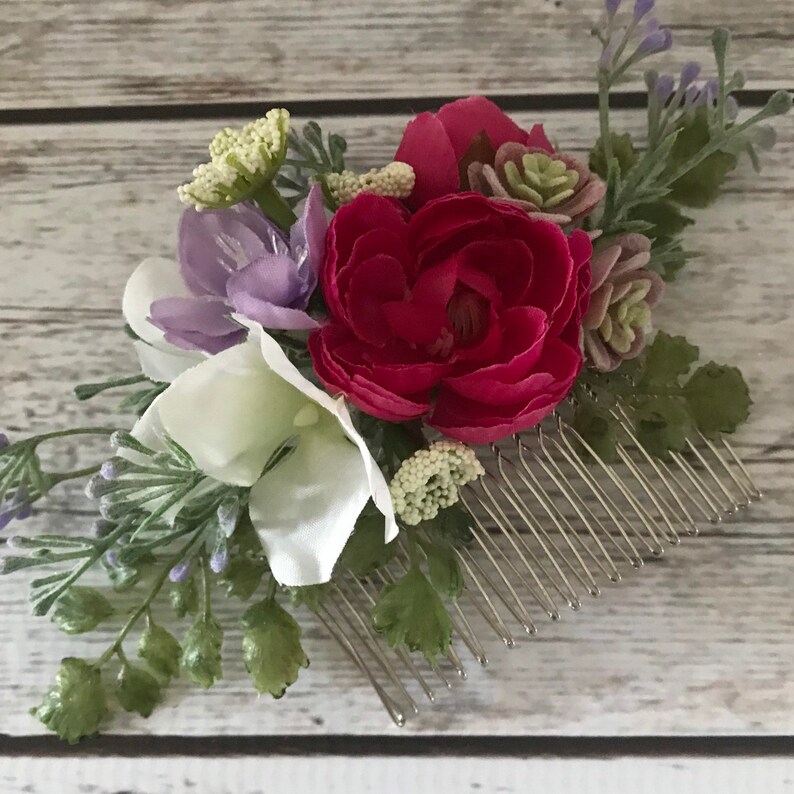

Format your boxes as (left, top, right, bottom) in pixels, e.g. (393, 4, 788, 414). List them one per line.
(170, 577, 199, 618)
(182, 616, 223, 688)
(241, 599, 309, 697)
(683, 363, 752, 435)
(52, 587, 113, 635)
(665, 109, 738, 208)
(219, 556, 264, 601)
(288, 583, 329, 611)
(116, 662, 163, 717)
(423, 543, 464, 600)
(31, 658, 107, 743)
(138, 620, 182, 679)
(419, 502, 473, 546)
(371, 567, 452, 664)
(640, 331, 699, 387)
(571, 399, 619, 463)
(339, 513, 396, 576)
(634, 396, 694, 457)
(629, 200, 695, 243)
(590, 132, 639, 180)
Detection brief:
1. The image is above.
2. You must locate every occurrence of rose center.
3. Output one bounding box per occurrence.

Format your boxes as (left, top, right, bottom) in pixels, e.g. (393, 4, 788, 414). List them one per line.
(446, 287, 489, 347)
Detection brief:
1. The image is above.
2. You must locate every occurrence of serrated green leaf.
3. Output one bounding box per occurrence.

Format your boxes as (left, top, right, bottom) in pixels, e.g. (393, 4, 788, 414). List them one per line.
(683, 363, 752, 435)
(138, 620, 182, 679)
(419, 502, 473, 546)
(31, 658, 107, 743)
(182, 616, 223, 688)
(423, 543, 464, 600)
(116, 662, 162, 717)
(640, 332, 699, 386)
(590, 132, 639, 180)
(288, 583, 330, 611)
(633, 199, 694, 238)
(339, 513, 396, 576)
(219, 556, 264, 601)
(242, 599, 309, 697)
(665, 110, 738, 208)
(572, 400, 619, 463)
(170, 577, 199, 618)
(371, 567, 452, 664)
(51, 587, 113, 635)
(635, 396, 694, 457)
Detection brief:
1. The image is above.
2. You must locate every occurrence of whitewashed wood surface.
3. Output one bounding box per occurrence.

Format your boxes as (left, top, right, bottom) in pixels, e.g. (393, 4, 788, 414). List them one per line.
(1, 0, 793, 108)
(1, 0, 793, 789)
(2, 755, 794, 794)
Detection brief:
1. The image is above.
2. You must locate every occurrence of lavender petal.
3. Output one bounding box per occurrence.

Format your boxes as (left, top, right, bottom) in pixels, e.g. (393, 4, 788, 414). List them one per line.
(169, 559, 192, 583)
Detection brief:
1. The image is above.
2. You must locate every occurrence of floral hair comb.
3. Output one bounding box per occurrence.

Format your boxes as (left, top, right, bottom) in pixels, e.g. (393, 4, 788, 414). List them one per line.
(1, 0, 789, 741)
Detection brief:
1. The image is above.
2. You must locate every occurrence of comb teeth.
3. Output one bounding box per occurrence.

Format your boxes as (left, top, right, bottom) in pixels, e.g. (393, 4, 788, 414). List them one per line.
(315, 404, 761, 726)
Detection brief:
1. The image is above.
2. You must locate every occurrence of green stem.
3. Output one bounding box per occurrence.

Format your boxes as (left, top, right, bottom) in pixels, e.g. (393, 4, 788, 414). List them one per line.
(74, 375, 147, 401)
(48, 464, 102, 486)
(598, 72, 614, 167)
(406, 531, 422, 569)
(95, 531, 206, 667)
(200, 555, 212, 621)
(265, 575, 277, 602)
(252, 181, 297, 232)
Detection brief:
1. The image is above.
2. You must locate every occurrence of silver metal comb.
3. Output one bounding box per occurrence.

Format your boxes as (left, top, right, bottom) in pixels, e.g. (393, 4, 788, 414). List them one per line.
(312, 401, 761, 726)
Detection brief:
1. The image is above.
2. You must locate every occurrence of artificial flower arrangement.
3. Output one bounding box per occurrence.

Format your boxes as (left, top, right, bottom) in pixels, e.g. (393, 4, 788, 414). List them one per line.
(1, 0, 790, 741)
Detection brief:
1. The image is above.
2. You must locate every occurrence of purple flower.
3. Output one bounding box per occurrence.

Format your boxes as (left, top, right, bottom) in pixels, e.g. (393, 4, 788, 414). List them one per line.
(605, 0, 622, 16)
(680, 61, 702, 88)
(638, 27, 673, 55)
(0, 433, 9, 449)
(169, 559, 192, 583)
(655, 74, 676, 101)
(148, 184, 328, 355)
(209, 547, 230, 574)
(0, 487, 32, 530)
(633, 0, 655, 21)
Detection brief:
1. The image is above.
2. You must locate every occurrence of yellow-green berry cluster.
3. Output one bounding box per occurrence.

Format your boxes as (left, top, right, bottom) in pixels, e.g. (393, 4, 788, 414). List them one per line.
(326, 162, 415, 205)
(177, 109, 290, 209)
(389, 441, 485, 526)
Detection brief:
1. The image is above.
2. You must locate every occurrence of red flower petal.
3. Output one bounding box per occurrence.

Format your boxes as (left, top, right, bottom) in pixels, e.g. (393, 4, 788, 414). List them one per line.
(346, 254, 409, 346)
(395, 112, 460, 210)
(526, 123, 555, 154)
(436, 96, 529, 159)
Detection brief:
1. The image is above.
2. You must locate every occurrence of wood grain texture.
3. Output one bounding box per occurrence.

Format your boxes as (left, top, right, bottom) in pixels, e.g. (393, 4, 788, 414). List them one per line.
(1, 0, 793, 109)
(1, 109, 793, 738)
(3, 756, 794, 794)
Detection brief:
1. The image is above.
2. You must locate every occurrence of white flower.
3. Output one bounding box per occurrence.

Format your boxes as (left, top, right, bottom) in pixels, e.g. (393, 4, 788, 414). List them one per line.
(131, 325, 397, 586)
(122, 257, 205, 383)
(326, 161, 415, 205)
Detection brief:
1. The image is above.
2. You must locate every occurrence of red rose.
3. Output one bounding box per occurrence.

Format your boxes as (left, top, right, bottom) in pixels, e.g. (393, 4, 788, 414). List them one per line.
(395, 96, 554, 209)
(309, 192, 592, 444)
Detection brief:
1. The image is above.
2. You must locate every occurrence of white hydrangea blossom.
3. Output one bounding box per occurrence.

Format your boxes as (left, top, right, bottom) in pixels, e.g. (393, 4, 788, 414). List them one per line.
(326, 161, 415, 205)
(390, 441, 485, 526)
(177, 109, 290, 209)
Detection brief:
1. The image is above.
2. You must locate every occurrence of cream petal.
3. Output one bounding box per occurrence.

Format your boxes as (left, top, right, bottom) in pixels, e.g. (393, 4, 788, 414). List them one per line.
(154, 341, 307, 487)
(249, 416, 373, 586)
(123, 257, 190, 346)
(133, 340, 202, 383)
(251, 322, 397, 541)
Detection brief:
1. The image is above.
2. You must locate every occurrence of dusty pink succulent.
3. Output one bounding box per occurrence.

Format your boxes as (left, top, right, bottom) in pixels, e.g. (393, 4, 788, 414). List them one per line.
(583, 233, 665, 372)
(467, 141, 606, 225)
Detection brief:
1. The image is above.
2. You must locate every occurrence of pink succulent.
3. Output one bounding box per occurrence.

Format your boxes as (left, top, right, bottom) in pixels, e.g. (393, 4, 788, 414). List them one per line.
(583, 234, 665, 372)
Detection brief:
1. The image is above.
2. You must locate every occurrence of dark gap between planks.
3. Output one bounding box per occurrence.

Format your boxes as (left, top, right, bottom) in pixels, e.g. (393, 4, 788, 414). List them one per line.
(0, 734, 791, 758)
(0, 90, 784, 125)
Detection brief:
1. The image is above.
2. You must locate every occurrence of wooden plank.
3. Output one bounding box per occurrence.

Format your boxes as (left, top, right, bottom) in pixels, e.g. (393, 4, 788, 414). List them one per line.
(2, 109, 793, 737)
(1, 0, 792, 109)
(3, 755, 794, 794)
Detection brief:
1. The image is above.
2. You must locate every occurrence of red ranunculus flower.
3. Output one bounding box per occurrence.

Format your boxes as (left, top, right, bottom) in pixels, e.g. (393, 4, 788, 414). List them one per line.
(395, 96, 554, 209)
(308, 192, 592, 444)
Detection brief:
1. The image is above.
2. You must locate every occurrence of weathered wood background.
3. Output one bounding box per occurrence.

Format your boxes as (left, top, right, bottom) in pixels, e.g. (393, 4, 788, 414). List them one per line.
(1, 0, 793, 791)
